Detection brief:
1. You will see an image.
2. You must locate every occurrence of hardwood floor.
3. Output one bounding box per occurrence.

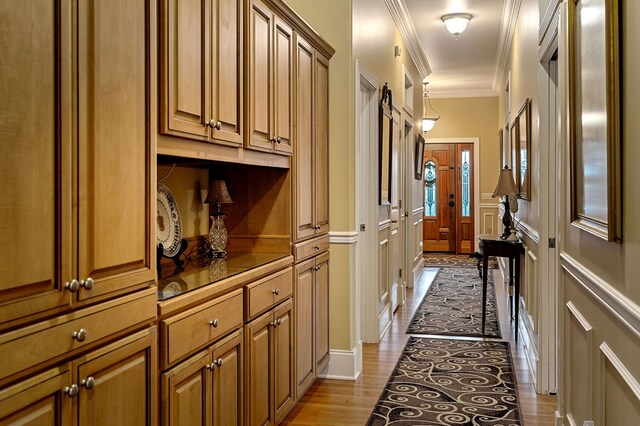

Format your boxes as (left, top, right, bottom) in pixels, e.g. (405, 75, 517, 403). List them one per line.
(283, 267, 557, 425)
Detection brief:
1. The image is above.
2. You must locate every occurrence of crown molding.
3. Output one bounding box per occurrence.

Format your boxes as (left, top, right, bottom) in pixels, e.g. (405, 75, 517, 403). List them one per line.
(493, 0, 522, 92)
(429, 89, 499, 99)
(384, 0, 431, 79)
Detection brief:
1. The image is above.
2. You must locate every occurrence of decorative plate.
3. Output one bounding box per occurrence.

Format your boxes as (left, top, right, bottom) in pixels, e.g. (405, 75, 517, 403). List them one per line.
(157, 183, 182, 257)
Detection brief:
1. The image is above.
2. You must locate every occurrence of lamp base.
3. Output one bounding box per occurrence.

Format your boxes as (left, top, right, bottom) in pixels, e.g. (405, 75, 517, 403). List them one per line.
(500, 199, 512, 239)
(211, 250, 227, 259)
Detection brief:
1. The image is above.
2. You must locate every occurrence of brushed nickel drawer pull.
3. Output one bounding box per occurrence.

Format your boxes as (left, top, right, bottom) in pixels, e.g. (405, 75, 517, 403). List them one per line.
(63, 384, 79, 397)
(65, 279, 80, 292)
(272, 289, 280, 296)
(215, 358, 223, 367)
(81, 377, 95, 390)
(72, 328, 87, 342)
(209, 319, 219, 328)
(80, 277, 94, 290)
(314, 245, 320, 250)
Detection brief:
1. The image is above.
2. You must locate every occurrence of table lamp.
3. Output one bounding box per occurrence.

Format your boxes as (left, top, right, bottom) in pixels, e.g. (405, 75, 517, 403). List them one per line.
(492, 166, 517, 239)
(205, 180, 233, 258)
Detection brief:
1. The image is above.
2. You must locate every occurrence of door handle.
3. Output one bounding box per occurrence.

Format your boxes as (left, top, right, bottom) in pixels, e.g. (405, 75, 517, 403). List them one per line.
(448, 200, 455, 207)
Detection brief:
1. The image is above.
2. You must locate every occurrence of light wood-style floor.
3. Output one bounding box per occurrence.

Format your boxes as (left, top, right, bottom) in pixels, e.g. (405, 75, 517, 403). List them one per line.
(283, 267, 557, 425)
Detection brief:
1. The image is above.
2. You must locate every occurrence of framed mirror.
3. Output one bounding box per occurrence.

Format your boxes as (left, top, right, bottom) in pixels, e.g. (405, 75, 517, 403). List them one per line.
(415, 133, 425, 179)
(379, 83, 393, 205)
(516, 98, 531, 200)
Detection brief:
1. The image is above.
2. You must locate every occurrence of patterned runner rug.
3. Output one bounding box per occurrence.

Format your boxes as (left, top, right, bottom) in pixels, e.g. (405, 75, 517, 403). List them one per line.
(407, 267, 501, 338)
(367, 338, 522, 425)
(425, 253, 497, 269)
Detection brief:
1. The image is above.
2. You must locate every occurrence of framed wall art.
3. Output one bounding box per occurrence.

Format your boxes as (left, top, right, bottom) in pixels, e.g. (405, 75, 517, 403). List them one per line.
(379, 82, 393, 205)
(510, 118, 518, 185)
(515, 98, 531, 200)
(498, 128, 504, 169)
(568, 0, 621, 242)
(415, 133, 425, 179)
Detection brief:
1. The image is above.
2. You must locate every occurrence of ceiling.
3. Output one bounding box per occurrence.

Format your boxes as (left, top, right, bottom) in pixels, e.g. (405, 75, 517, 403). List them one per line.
(404, 0, 511, 98)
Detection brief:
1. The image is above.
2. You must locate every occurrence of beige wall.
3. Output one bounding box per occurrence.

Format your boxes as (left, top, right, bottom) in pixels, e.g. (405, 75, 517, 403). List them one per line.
(499, 0, 541, 232)
(286, 0, 356, 352)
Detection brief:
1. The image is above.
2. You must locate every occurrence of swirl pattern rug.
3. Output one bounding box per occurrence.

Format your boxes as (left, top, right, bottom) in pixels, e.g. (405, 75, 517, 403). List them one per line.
(367, 338, 522, 425)
(407, 267, 501, 338)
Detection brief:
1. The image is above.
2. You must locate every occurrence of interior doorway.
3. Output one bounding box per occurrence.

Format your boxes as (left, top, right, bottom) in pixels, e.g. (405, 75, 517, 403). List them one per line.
(422, 143, 474, 254)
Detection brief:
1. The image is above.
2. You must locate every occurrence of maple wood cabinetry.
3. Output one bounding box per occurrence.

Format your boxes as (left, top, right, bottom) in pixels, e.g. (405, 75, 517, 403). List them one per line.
(0, 0, 156, 330)
(294, 35, 330, 242)
(162, 329, 243, 426)
(159, 0, 243, 146)
(0, 328, 157, 425)
(246, 0, 294, 155)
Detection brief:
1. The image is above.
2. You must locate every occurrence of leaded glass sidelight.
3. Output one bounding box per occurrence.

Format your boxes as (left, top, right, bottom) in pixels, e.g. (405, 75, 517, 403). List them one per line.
(424, 161, 436, 216)
(461, 150, 470, 217)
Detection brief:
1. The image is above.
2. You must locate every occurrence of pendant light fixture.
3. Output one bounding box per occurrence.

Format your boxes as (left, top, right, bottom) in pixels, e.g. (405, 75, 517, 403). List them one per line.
(422, 82, 440, 132)
(441, 13, 473, 38)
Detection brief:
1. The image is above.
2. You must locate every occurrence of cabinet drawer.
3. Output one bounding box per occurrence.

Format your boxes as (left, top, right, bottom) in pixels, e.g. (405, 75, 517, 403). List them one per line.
(245, 268, 292, 320)
(161, 289, 243, 367)
(294, 235, 329, 262)
(0, 290, 156, 382)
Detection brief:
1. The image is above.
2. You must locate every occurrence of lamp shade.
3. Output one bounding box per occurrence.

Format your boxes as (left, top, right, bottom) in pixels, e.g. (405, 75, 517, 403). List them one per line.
(422, 117, 438, 132)
(205, 180, 233, 204)
(492, 166, 517, 197)
(442, 13, 472, 36)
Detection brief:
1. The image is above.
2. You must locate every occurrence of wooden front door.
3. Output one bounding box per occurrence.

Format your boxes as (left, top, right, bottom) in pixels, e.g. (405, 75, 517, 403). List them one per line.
(423, 143, 474, 254)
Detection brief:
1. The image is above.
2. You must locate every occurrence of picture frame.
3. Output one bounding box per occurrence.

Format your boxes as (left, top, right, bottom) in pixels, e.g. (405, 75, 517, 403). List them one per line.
(515, 98, 531, 200)
(568, 0, 621, 242)
(378, 82, 393, 205)
(414, 133, 425, 179)
(510, 118, 518, 185)
(498, 128, 504, 169)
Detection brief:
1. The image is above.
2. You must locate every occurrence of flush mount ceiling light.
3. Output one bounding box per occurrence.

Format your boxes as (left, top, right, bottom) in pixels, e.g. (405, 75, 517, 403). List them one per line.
(422, 82, 440, 132)
(441, 13, 473, 37)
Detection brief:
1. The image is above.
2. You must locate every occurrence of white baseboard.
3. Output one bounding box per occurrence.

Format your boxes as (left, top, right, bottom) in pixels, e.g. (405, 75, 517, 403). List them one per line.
(412, 258, 425, 286)
(318, 341, 362, 381)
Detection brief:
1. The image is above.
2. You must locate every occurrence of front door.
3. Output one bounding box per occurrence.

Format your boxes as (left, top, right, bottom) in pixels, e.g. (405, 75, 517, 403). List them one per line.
(423, 143, 474, 254)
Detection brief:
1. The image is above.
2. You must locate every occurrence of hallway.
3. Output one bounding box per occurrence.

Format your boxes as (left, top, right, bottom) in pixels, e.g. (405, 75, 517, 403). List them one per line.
(283, 267, 557, 425)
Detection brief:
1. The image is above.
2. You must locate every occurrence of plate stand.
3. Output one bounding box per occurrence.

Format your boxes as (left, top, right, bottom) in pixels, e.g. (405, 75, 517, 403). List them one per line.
(157, 239, 188, 277)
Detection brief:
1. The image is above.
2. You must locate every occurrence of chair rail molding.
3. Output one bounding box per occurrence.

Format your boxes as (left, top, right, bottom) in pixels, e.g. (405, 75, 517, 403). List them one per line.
(329, 231, 358, 245)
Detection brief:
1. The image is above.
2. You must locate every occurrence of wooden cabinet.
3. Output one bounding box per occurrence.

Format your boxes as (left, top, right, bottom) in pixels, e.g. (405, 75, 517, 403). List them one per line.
(0, 0, 156, 329)
(246, 0, 293, 156)
(294, 251, 329, 398)
(160, 0, 243, 146)
(245, 299, 293, 426)
(162, 330, 243, 426)
(293, 34, 330, 242)
(0, 328, 157, 426)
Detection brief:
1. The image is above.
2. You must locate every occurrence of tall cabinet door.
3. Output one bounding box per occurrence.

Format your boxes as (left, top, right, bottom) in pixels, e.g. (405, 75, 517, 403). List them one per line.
(272, 16, 293, 155)
(314, 254, 330, 373)
(294, 35, 315, 241)
(210, 0, 243, 146)
(245, 310, 273, 426)
(77, 0, 156, 303)
(75, 330, 157, 426)
(247, 0, 273, 152)
(294, 258, 315, 397)
(161, 0, 210, 139)
(314, 54, 330, 235)
(212, 330, 243, 426)
(0, 0, 73, 328)
(273, 300, 293, 423)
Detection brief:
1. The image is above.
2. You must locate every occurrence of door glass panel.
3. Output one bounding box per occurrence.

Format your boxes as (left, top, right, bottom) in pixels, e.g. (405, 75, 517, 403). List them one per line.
(461, 150, 470, 217)
(424, 161, 436, 216)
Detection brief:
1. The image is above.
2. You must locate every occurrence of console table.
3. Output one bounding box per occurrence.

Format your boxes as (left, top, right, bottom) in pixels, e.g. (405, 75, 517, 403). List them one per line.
(478, 234, 524, 341)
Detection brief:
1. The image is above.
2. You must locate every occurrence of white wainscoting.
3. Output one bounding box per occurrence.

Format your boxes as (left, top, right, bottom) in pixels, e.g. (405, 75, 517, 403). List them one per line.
(318, 341, 363, 381)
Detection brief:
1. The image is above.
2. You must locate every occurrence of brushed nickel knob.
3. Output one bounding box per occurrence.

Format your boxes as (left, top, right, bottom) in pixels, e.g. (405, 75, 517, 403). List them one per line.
(64, 384, 79, 397)
(272, 289, 280, 296)
(314, 245, 320, 250)
(72, 328, 87, 342)
(80, 277, 94, 290)
(206, 363, 215, 371)
(81, 377, 95, 390)
(214, 121, 221, 130)
(276, 319, 282, 326)
(276, 136, 282, 144)
(215, 358, 223, 367)
(270, 136, 277, 143)
(65, 279, 80, 292)
(209, 319, 219, 328)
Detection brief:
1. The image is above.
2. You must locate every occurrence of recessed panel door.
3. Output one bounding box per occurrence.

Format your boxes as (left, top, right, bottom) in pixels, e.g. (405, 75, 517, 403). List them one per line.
(423, 144, 456, 252)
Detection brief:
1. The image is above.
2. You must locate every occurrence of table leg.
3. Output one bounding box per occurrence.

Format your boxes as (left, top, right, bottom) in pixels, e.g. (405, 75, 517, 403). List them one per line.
(509, 257, 514, 322)
(482, 253, 489, 335)
(515, 252, 521, 342)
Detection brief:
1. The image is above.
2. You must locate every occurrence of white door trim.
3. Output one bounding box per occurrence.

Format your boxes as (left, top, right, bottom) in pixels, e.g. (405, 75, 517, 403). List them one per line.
(355, 60, 380, 343)
(424, 137, 481, 251)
